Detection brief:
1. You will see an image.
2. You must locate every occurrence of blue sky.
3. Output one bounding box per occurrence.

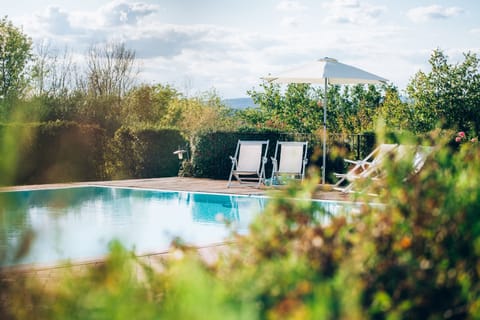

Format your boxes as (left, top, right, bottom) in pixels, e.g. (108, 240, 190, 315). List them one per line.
(3, 0, 480, 98)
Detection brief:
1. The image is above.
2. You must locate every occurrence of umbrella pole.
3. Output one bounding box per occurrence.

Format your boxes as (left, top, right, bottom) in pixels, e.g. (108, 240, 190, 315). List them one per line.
(322, 78, 328, 185)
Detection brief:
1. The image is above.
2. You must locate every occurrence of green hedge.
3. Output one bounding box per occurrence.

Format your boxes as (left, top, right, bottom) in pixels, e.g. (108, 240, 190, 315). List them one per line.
(108, 127, 187, 179)
(0, 121, 107, 185)
(192, 130, 319, 180)
(0, 121, 377, 186)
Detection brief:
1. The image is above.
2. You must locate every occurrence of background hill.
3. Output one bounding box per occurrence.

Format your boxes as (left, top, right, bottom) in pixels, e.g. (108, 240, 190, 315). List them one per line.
(222, 97, 257, 109)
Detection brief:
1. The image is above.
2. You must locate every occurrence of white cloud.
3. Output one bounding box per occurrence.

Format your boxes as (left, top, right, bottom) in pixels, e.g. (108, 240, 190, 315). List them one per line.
(276, 0, 307, 29)
(135, 26, 205, 58)
(407, 5, 464, 23)
(280, 16, 301, 27)
(470, 28, 480, 35)
(276, 0, 307, 12)
(329, 0, 361, 9)
(19, 1, 163, 53)
(98, 0, 159, 27)
(33, 6, 77, 36)
(29, 1, 159, 37)
(140, 33, 283, 97)
(31, 11, 283, 96)
(322, 0, 386, 25)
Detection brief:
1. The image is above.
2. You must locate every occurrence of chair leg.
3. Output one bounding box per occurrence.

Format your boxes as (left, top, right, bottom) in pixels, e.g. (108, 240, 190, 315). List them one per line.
(227, 175, 232, 187)
(227, 165, 235, 187)
(256, 170, 263, 188)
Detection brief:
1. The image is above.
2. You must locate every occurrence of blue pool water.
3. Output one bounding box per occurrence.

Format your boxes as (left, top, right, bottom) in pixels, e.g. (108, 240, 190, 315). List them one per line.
(0, 186, 357, 267)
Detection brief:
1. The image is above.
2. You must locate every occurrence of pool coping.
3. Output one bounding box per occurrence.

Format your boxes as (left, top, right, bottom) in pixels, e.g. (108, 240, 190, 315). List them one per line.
(0, 241, 233, 274)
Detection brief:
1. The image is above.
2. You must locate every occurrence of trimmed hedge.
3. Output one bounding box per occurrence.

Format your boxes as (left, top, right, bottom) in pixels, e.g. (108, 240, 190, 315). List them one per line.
(0, 121, 107, 185)
(108, 127, 187, 179)
(0, 121, 377, 185)
(192, 130, 315, 180)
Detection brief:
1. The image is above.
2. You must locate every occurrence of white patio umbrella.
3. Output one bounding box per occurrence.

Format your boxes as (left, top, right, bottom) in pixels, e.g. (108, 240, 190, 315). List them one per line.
(264, 57, 387, 184)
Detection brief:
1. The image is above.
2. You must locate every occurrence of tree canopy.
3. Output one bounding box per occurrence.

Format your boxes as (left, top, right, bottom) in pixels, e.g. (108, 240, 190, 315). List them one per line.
(246, 81, 384, 135)
(407, 49, 480, 135)
(0, 16, 32, 103)
(246, 49, 480, 138)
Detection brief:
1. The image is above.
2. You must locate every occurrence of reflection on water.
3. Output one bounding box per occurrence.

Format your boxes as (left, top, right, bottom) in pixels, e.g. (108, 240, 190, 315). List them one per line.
(189, 193, 265, 230)
(313, 200, 363, 225)
(0, 187, 266, 267)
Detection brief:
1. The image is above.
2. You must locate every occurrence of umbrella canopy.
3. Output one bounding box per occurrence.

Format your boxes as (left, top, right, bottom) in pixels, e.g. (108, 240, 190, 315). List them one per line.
(264, 57, 387, 184)
(264, 57, 387, 84)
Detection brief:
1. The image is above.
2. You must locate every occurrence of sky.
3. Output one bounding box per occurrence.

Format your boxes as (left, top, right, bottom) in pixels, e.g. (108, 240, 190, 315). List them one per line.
(3, 0, 480, 98)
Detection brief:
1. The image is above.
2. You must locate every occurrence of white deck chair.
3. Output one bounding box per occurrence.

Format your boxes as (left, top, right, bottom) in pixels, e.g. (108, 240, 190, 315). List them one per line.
(393, 145, 434, 176)
(334, 144, 433, 194)
(227, 140, 269, 187)
(333, 143, 398, 193)
(270, 141, 308, 185)
(412, 145, 433, 175)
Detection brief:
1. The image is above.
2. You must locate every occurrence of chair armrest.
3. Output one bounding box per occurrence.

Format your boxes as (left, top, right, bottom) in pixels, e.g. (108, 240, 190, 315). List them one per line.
(344, 159, 359, 165)
(345, 159, 372, 167)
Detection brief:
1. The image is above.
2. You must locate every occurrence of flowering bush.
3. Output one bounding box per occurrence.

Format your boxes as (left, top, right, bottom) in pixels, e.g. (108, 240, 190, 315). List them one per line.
(455, 131, 478, 143)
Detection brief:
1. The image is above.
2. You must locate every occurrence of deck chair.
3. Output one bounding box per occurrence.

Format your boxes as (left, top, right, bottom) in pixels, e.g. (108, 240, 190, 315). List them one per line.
(370, 144, 434, 192)
(333, 143, 398, 193)
(227, 140, 269, 187)
(394, 145, 433, 176)
(270, 141, 308, 185)
(412, 145, 433, 175)
(334, 144, 433, 194)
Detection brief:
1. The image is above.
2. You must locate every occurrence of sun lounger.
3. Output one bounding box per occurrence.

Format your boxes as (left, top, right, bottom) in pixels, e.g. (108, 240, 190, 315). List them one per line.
(334, 144, 433, 194)
(227, 140, 269, 187)
(333, 143, 398, 193)
(270, 141, 308, 185)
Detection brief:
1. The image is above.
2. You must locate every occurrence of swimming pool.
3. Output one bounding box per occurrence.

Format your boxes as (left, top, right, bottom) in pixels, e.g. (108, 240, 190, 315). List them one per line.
(0, 186, 356, 267)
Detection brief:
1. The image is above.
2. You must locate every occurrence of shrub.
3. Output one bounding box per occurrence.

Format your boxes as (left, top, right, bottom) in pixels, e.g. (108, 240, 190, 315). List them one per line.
(0, 121, 106, 185)
(107, 126, 187, 179)
(355, 139, 480, 318)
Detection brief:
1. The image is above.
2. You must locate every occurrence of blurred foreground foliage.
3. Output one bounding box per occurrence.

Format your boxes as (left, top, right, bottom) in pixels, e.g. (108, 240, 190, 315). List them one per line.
(2, 136, 480, 319)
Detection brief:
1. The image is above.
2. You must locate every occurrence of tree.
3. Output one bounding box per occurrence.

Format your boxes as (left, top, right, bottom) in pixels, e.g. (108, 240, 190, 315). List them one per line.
(248, 82, 323, 133)
(0, 16, 32, 103)
(375, 86, 412, 131)
(84, 42, 138, 98)
(57, 41, 140, 133)
(248, 81, 384, 134)
(327, 84, 383, 134)
(121, 84, 179, 126)
(406, 49, 480, 134)
(161, 89, 234, 136)
(30, 41, 76, 97)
